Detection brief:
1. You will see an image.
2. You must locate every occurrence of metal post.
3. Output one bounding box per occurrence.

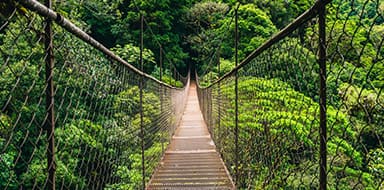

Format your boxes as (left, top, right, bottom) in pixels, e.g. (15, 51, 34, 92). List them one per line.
(318, 1, 327, 190)
(159, 46, 164, 153)
(139, 14, 146, 190)
(234, 5, 240, 185)
(209, 89, 213, 136)
(45, 0, 55, 189)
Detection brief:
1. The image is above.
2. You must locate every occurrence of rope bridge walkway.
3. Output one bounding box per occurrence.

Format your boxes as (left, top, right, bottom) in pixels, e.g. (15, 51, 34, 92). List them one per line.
(147, 82, 234, 189)
(1, 0, 383, 189)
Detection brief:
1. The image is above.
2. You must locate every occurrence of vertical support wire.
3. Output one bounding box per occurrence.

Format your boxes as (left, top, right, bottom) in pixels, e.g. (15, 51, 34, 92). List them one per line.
(318, 1, 327, 190)
(217, 49, 221, 150)
(45, 0, 56, 189)
(234, 3, 240, 185)
(209, 88, 213, 136)
(139, 14, 146, 190)
(159, 45, 164, 154)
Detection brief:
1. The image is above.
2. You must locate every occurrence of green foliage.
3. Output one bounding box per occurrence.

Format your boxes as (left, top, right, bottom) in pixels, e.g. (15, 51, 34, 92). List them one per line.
(187, 2, 278, 77)
(213, 3, 277, 61)
(185, 1, 229, 32)
(218, 58, 235, 76)
(106, 85, 163, 188)
(235, 4, 276, 58)
(21, 119, 105, 189)
(59, 120, 104, 150)
(0, 14, 48, 187)
(107, 0, 191, 70)
(185, 1, 229, 65)
(73, 0, 121, 47)
(0, 149, 17, 189)
(326, 166, 377, 190)
(21, 155, 87, 189)
(160, 75, 184, 88)
(0, 18, 45, 113)
(217, 77, 379, 188)
(0, 114, 17, 189)
(338, 83, 384, 122)
(368, 148, 384, 178)
(53, 0, 192, 71)
(0, 114, 11, 138)
(198, 58, 235, 87)
(253, 0, 313, 29)
(325, 0, 384, 92)
(327, 18, 376, 68)
(151, 67, 184, 88)
(111, 44, 183, 87)
(111, 44, 156, 73)
(114, 86, 160, 118)
(106, 143, 163, 189)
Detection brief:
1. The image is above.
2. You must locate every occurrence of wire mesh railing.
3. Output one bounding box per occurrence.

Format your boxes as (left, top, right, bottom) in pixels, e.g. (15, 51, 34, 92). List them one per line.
(0, 0, 189, 189)
(197, 0, 383, 189)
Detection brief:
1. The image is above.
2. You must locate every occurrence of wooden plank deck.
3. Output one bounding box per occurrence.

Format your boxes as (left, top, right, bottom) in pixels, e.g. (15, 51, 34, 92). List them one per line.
(147, 82, 235, 190)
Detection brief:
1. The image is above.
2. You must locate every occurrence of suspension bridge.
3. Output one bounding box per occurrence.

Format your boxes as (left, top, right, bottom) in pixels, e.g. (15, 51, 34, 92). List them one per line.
(0, 0, 383, 189)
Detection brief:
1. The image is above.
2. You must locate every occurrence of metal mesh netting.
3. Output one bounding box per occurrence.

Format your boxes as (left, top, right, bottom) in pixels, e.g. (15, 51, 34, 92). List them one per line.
(197, 0, 383, 189)
(0, 0, 189, 189)
(198, 25, 323, 189)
